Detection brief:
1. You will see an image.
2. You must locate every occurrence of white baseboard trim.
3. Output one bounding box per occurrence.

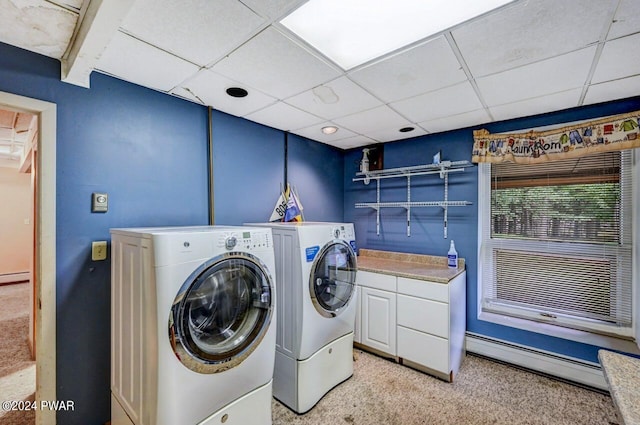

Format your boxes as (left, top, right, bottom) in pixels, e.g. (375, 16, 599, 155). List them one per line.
(0, 272, 30, 284)
(466, 332, 607, 391)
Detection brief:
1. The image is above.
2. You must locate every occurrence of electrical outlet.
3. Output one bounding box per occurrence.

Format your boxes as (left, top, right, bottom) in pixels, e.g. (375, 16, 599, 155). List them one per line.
(92, 241, 107, 261)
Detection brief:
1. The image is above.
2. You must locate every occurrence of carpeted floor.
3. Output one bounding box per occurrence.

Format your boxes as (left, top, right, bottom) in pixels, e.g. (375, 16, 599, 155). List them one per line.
(0, 282, 35, 425)
(273, 349, 619, 425)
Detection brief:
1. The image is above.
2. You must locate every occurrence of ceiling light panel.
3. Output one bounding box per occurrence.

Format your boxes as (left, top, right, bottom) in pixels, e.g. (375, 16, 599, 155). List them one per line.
(177, 69, 277, 117)
(452, 0, 615, 77)
(476, 46, 596, 107)
(285, 76, 383, 119)
(120, 0, 266, 66)
(280, 0, 516, 70)
(391, 81, 483, 123)
(349, 35, 467, 103)
(244, 102, 324, 131)
(97, 32, 200, 92)
(212, 27, 341, 99)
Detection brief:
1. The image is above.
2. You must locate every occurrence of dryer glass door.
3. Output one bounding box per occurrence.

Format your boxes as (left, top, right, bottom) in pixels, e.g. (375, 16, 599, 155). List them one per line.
(169, 253, 273, 374)
(310, 241, 357, 317)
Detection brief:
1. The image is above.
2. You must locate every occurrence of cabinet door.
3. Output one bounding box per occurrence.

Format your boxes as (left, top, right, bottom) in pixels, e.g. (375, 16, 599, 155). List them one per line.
(361, 287, 396, 356)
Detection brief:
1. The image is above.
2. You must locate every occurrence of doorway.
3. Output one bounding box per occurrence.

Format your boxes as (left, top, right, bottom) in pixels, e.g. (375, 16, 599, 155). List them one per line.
(0, 91, 56, 425)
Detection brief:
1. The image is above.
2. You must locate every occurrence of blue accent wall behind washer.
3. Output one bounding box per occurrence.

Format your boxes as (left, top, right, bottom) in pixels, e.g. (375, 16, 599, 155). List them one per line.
(0, 41, 209, 424)
(211, 109, 285, 225)
(344, 95, 640, 365)
(287, 133, 344, 222)
(0, 40, 346, 424)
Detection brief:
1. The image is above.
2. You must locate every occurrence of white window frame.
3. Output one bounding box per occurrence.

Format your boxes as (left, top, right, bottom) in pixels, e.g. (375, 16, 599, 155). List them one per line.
(477, 149, 640, 353)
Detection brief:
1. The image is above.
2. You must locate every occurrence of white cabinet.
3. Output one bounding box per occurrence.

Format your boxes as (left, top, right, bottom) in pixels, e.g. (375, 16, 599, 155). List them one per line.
(354, 269, 466, 382)
(396, 272, 466, 381)
(355, 270, 397, 358)
(361, 287, 396, 356)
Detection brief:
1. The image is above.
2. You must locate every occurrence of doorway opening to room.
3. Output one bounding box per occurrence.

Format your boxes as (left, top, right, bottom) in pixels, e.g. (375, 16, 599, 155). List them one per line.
(0, 92, 56, 425)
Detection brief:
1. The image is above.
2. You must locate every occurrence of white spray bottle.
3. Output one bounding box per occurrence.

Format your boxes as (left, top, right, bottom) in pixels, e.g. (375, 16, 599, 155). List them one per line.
(448, 240, 458, 269)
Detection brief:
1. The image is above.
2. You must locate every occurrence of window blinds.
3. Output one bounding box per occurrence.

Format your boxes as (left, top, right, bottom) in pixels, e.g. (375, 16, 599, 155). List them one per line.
(481, 150, 633, 334)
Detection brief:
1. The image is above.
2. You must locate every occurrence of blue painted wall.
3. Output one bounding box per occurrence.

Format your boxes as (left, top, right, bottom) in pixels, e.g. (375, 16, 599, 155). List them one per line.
(0, 42, 344, 424)
(287, 133, 344, 222)
(211, 110, 285, 225)
(344, 95, 640, 364)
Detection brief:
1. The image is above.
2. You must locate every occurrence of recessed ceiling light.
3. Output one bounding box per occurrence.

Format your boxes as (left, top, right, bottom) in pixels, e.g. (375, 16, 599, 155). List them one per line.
(322, 126, 339, 135)
(399, 127, 415, 133)
(226, 87, 248, 98)
(281, 0, 516, 70)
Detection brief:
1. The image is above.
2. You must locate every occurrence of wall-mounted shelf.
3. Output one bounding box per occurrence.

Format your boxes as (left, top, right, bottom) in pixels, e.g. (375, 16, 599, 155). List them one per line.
(353, 160, 473, 238)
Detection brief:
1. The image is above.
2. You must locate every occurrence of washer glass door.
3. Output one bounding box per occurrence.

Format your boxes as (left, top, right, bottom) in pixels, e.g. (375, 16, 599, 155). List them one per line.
(309, 241, 357, 317)
(169, 253, 273, 374)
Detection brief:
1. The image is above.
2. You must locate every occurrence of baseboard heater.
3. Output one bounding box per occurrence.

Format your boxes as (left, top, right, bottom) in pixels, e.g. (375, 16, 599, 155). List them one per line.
(0, 272, 30, 284)
(465, 332, 607, 391)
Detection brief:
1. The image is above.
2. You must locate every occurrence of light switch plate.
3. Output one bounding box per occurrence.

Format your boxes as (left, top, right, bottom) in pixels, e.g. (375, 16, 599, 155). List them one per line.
(92, 192, 108, 213)
(92, 241, 107, 261)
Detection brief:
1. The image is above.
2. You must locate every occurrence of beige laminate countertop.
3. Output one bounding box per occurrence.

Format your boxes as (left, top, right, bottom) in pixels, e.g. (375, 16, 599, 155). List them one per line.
(356, 249, 465, 284)
(599, 349, 640, 425)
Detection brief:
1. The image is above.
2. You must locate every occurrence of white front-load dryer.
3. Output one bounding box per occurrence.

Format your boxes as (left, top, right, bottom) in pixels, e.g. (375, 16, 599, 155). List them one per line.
(110, 226, 276, 425)
(247, 222, 357, 413)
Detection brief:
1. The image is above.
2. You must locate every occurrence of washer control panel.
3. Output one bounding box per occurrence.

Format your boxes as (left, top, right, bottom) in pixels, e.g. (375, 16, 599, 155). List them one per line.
(217, 229, 272, 251)
(331, 225, 355, 240)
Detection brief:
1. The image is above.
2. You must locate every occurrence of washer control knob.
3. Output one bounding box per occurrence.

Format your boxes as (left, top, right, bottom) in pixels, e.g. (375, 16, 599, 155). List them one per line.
(333, 228, 341, 238)
(225, 236, 237, 250)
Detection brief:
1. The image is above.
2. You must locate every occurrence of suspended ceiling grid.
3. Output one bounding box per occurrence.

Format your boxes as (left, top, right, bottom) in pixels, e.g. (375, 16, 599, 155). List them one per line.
(0, 0, 638, 150)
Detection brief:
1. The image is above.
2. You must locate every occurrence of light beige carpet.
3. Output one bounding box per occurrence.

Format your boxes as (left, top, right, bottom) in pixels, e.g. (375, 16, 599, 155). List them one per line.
(0, 282, 35, 425)
(273, 349, 619, 425)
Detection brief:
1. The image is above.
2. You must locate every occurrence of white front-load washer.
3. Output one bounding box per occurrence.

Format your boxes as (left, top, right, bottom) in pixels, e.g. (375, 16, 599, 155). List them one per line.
(247, 222, 357, 413)
(110, 226, 276, 425)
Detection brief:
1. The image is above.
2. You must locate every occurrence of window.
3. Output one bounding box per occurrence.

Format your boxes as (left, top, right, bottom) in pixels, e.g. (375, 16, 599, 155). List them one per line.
(478, 150, 635, 338)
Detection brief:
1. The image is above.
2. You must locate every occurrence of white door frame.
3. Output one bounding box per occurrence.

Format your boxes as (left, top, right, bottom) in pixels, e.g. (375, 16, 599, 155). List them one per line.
(0, 91, 56, 425)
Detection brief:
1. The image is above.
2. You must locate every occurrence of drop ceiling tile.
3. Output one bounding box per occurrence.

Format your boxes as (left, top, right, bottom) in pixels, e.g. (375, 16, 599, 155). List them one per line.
(476, 46, 596, 107)
(0, 0, 77, 59)
(489, 88, 582, 122)
(366, 126, 428, 143)
(419, 109, 492, 134)
(284, 76, 383, 120)
(291, 122, 358, 144)
(333, 105, 413, 135)
(170, 87, 204, 104)
(121, 0, 266, 66)
(96, 31, 200, 92)
(584, 75, 640, 105)
(592, 33, 640, 84)
(328, 135, 378, 150)
(240, 0, 306, 20)
(245, 102, 323, 131)
(348, 35, 467, 103)
(177, 69, 276, 117)
(391, 81, 483, 123)
(452, 0, 615, 77)
(607, 0, 640, 40)
(212, 27, 341, 99)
